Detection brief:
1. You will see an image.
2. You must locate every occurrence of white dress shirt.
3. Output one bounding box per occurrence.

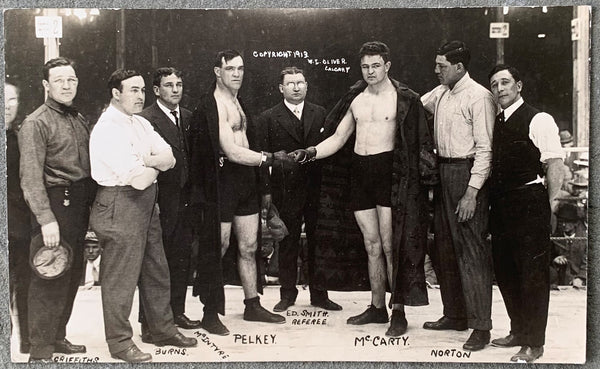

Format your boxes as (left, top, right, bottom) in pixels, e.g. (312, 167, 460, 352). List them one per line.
(284, 100, 304, 120)
(156, 99, 180, 125)
(90, 104, 172, 186)
(501, 97, 564, 164)
(421, 72, 496, 189)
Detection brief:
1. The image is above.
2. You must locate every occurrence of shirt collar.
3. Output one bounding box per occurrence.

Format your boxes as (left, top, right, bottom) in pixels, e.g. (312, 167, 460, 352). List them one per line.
(45, 97, 79, 117)
(284, 100, 304, 115)
(501, 97, 524, 120)
(106, 103, 134, 123)
(449, 72, 471, 94)
(157, 99, 179, 120)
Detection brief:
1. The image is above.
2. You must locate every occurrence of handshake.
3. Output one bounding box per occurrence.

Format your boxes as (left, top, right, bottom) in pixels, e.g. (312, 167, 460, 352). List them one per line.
(263, 146, 318, 166)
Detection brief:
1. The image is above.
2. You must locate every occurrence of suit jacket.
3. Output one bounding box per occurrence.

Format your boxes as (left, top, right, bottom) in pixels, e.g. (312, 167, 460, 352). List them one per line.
(256, 101, 326, 214)
(138, 102, 192, 236)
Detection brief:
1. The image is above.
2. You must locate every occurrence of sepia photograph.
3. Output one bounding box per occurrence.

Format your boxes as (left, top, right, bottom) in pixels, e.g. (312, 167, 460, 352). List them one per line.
(1, 4, 591, 366)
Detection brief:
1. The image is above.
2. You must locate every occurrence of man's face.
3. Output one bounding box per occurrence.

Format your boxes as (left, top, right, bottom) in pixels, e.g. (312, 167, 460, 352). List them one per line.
(154, 73, 182, 110)
(490, 69, 522, 109)
(434, 55, 463, 87)
(215, 56, 244, 91)
(43, 65, 78, 106)
(4, 84, 19, 129)
(360, 54, 390, 85)
(84, 242, 101, 261)
(279, 73, 307, 105)
(114, 75, 146, 115)
(559, 220, 577, 235)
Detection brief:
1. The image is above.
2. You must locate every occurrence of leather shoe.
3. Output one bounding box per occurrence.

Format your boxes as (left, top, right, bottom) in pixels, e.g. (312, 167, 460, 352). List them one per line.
(491, 333, 521, 347)
(245, 304, 286, 324)
(510, 345, 544, 363)
(174, 314, 202, 330)
(141, 325, 153, 344)
(111, 345, 152, 363)
(54, 338, 86, 354)
(347, 305, 388, 325)
(273, 299, 295, 312)
(422, 316, 468, 331)
(28, 357, 53, 363)
(153, 332, 198, 348)
(385, 310, 408, 337)
(311, 298, 343, 311)
(202, 314, 230, 336)
(463, 329, 490, 351)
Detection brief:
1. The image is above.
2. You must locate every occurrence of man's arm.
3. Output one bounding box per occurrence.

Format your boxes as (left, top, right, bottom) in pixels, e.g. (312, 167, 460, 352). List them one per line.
(545, 158, 564, 212)
(455, 94, 496, 222)
(291, 108, 355, 163)
(130, 167, 160, 190)
(217, 100, 262, 166)
(18, 118, 60, 247)
(143, 147, 176, 171)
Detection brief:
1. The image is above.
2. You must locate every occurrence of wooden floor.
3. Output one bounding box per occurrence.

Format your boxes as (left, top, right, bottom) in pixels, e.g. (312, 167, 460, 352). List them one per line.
(10, 284, 586, 364)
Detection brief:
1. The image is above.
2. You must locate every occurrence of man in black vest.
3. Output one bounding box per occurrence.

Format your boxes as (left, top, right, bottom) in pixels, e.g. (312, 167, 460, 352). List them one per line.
(137, 67, 201, 341)
(256, 67, 342, 312)
(488, 64, 564, 363)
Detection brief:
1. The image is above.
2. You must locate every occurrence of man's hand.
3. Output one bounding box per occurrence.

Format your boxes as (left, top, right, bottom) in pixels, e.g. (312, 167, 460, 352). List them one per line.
(289, 146, 317, 164)
(573, 277, 584, 289)
(553, 255, 568, 265)
(455, 186, 478, 223)
(261, 194, 272, 219)
(41, 221, 60, 248)
(143, 154, 156, 168)
(272, 150, 295, 167)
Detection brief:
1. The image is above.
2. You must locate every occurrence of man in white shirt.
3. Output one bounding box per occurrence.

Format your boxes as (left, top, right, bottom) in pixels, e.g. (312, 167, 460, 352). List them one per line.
(488, 64, 563, 363)
(89, 69, 197, 363)
(421, 41, 496, 351)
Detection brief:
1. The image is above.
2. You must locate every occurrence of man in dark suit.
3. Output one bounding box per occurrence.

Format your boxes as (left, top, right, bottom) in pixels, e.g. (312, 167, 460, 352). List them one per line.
(137, 67, 201, 340)
(257, 67, 342, 312)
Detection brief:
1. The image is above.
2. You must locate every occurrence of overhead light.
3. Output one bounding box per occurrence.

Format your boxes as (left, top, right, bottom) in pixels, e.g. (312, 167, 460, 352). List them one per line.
(73, 9, 87, 20)
(90, 9, 100, 16)
(503, 7, 509, 15)
(542, 6, 548, 13)
(538, 34, 546, 38)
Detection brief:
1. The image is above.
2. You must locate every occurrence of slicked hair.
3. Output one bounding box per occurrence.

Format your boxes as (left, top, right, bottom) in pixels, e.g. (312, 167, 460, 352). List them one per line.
(152, 67, 183, 87)
(107, 69, 142, 98)
(214, 49, 242, 68)
(437, 40, 471, 69)
(359, 41, 391, 63)
(43, 57, 75, 81)
(279, 66, 305, 84)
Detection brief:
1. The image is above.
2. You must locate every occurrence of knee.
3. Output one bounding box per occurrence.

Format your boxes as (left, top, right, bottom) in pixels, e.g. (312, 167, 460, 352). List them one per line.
(363, 237, 383, 258)
(238, 241, 257, 259)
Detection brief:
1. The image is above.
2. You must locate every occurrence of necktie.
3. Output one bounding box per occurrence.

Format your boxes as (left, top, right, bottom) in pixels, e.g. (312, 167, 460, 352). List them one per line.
(293, 106, 302, 120)
(171, 110, 179, 127)
(498, 111, 505, 124)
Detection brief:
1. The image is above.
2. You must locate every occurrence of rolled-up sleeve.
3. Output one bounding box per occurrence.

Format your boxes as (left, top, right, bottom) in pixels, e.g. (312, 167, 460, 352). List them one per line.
(468, 94, 496, 189)
(529, 112, 563, 163)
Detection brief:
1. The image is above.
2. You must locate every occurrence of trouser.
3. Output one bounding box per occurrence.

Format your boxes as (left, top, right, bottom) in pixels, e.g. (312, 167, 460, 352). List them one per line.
(278, 201, 327, 303)
(90, 184, 177, 354)
(28, 179, 93, 359)
(9, 236, 30, 349)
(139, 210, 194, 326)
(491, 185, 551, 346)
(431, 161, 492, 330)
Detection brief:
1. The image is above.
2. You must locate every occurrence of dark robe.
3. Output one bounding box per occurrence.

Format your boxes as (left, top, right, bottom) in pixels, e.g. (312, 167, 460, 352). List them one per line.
(189, 84, 264, 315)
(313, 79, 435, 307)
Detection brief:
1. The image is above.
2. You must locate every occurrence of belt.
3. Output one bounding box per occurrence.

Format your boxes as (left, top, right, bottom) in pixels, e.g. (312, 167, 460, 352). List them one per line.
(437, 156, 474, 164)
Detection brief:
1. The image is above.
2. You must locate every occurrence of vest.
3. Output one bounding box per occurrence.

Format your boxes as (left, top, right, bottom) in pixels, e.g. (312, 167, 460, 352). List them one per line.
(490, 102, 544, 193)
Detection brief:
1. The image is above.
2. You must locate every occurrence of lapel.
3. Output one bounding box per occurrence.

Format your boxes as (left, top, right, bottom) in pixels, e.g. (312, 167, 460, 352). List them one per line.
(274, 102, 302, 144)
(180, 108, 191, 152)
(148, 102, 182, 151)
(302, 101, 315, 141)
